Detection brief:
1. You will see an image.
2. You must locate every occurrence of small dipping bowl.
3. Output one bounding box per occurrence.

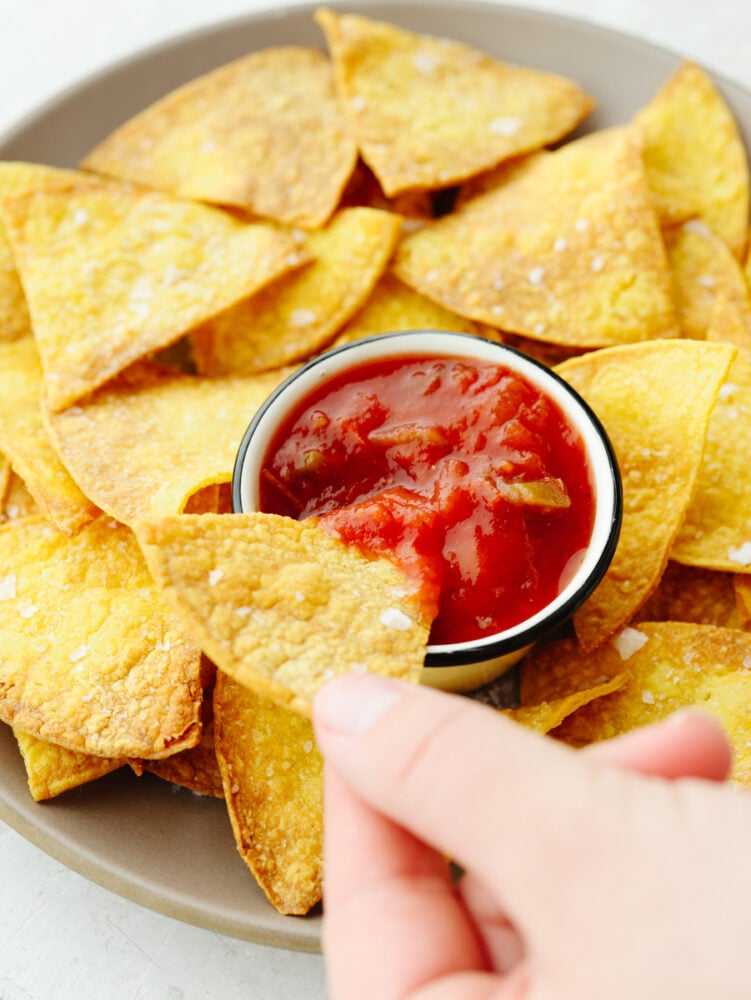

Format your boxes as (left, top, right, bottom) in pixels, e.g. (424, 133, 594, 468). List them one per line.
(232, 330, 622, 692)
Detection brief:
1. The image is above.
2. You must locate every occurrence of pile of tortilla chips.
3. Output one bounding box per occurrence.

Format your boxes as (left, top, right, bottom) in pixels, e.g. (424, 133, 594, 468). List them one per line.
(1, 8, 751, 917)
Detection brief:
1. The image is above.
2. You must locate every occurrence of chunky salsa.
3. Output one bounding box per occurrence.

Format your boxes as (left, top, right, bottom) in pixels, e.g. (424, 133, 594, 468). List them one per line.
(259, 354, 595, 645)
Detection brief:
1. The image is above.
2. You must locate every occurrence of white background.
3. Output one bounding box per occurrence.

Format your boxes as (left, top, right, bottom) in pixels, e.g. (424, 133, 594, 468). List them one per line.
(1, 1, 750, 998)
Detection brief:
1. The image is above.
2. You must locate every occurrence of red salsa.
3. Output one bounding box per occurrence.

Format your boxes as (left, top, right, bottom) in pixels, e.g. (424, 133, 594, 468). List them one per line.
(259, 355, 595, 645)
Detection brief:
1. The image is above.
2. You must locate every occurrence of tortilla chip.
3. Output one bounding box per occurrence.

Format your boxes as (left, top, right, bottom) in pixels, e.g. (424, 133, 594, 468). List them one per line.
(0, 515, 202, 757)
(671, 299, 751, 571)
(0, 163, 85, 344)
(504, 672, 628, 734)
(46, 362, 290, 526)
(633, 561, 746, 630)
(736, 576, 751, 628)
(192, 207, 401, 375)
(134, 513, 431, 716)
(548, 622, 751, 786)
(1, 180, 307, 412)
(0, 336, 98, 534)
(316, 8, 593, 195)
(634, 61, 750, 258)
(340, 160, 436, 218)
(556, 339, 735, 649)
(214, 672, 323, 914)
(665, 220, 751, 340)
(394, 128, 678, 347)
(331, 270, 491, 347)
(0, 470, 39, 522)
(81, 48, 358, 229)
(14, 729, 124, 802)
(143, 720, 223, 799)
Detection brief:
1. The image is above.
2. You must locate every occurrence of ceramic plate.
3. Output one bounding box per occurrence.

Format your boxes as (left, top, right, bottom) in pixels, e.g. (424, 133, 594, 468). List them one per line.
(1, 0, 750, 953)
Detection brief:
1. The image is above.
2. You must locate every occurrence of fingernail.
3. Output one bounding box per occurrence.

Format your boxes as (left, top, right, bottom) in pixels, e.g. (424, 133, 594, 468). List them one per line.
(314, 674, 406, 737)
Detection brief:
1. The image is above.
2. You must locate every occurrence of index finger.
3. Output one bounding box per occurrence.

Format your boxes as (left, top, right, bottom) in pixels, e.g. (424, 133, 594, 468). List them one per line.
(322, 763, 491, 1000)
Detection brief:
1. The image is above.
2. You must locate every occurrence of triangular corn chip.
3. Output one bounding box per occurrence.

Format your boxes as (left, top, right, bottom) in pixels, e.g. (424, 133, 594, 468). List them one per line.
(46, 361, 290, 526)
(394, 128, 678, 347)
(556, 339, 735, 649)
(316, 8, 593, 195)
(0, 515, 202, 757)
(14, 729, 124, 802)
(1, 180, 307, 411)
(134, 513, 432, 716)
(192, 207, 401, 375)
(214, 672, 323, 914)
(665, 220, 751, 340)
(331, 271, 490, 347)
(633, 561, 745, 630)
(546, 622, 751, 786)
(0, 162, 83, 343)
(671, 299, 751, 571)
(504, 673, 628, 734)
(81, 48, 358, 229)
(0, 336, 98, 534)
(634, 61, 750, 258)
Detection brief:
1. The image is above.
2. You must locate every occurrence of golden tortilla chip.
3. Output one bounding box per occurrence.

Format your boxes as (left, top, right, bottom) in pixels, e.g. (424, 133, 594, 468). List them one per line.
(214, 672, 323, 914)
(1, 180, 307, 412)
(0, 454, 9, 505)
(14, 729, 124, 802)
(0, 470, 39, 522)
(331, 270, 491, 347)
(142, 720, 223, 798)
(548, 622, 751, 786)
(316, 8, 593, 195)
(0, 515, 202, 757)
(504, 672, 628, 734)
(0, 163, 84, 343)
(665, 220, 751, 340)
(736, 575, 751, 628)
(671, 299, 751, 571)
(46, 362, 290, 526)
(192, 207, 401, 375)
(134, 513, 431, 716)
(81, 48, 358, 229)
(394, 128, 678, 347)
(634, 61, 750, 258)
(633, 561, 746, 630)
(556, 339, 735, 649)
(0, 336, 98, 534)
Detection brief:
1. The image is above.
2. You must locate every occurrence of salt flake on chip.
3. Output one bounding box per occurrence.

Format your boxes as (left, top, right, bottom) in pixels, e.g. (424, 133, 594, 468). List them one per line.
(612, 627, 649, 660)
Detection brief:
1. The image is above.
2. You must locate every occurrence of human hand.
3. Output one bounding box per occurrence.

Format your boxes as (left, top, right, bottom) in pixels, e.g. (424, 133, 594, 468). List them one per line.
(313, 675, 746, 1000)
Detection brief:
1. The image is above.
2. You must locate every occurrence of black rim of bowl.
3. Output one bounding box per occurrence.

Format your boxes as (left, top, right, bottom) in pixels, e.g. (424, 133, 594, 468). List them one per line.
(232, 331, 623, 668)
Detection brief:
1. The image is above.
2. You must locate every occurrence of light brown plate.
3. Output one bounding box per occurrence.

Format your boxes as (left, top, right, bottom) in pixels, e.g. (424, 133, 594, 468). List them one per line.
(1, 0, 750, 953)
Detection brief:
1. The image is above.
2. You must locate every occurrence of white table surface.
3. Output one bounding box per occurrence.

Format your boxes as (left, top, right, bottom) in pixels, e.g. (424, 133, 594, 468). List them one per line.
(2, 1, 750, 998)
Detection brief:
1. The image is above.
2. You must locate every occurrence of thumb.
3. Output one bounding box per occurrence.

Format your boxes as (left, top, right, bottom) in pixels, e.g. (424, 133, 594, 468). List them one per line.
(313, 674, 622, 927)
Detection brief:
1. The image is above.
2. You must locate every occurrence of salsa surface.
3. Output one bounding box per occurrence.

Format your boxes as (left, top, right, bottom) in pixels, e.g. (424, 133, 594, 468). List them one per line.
(259, 354, 595, 645)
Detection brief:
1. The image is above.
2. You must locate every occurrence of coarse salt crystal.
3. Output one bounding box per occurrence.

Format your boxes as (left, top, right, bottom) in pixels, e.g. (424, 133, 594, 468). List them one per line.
(553, 237, 568, 252)
(379, 607, 413, 631)
(73, 209, 89, 226)
(351, 95, 366, 112)
(350, 661, 368, 673)
(156, 639, 172, 652)
(719, 382, 739, 401)
(728, 542, 751, 566)
(612, 626, 649, 660)
(528, 266, 545, 286)
(208, 568, 224, 586)
(0, 574, 16, 600)
(290, 308, 317, 327)
(684, 218, 712, 238)
(574, 218, 589, 233)
(303, 740, 314, 754)
(591, 255, 605, 272)
(235, 606, 253, 617)
(18, 602, 38, 619)
(413, 50, 439, 74)
(696, 274, 716, 289)
(69, 644, 88, 663)
(488, 116, 523, 137)
(641, 689, 655, 705)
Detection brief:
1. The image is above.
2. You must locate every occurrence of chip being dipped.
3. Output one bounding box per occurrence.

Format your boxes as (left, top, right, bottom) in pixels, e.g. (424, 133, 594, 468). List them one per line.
(134, 513, 432, 716)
